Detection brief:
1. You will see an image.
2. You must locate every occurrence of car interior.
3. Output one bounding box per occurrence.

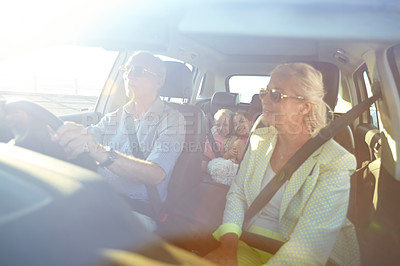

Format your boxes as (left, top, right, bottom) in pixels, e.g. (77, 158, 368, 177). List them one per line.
(1, 0, 400, 265)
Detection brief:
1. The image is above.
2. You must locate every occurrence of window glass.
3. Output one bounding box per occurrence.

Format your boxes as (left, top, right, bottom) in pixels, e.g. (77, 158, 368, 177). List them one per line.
(229, 75, 270, 103)
(334, 81, 352, 113)
(363, 70, 379, 127)
(334, 95, 352, 113)
(197, 73, 207, 98)
(0, 45, 118, 116)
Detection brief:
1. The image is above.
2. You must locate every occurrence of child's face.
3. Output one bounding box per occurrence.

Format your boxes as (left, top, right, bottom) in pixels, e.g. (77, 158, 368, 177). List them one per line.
(233, 114, 251, 137)
(215, 115, 230, 137)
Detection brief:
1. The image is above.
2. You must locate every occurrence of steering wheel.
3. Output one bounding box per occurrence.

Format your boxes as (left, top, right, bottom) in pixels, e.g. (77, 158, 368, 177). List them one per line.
(4, 100, 98, 171)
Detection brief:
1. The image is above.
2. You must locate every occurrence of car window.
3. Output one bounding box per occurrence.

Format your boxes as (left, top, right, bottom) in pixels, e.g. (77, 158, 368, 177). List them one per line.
(363, 70, 379, 127)
(228, 75, 270, 103)
(334, 80, 353, 113)
(351, 64, 380, 125)
(197, 73, 207, 98)
(0, 45, 118, 116)
(334, 94, 353, 113)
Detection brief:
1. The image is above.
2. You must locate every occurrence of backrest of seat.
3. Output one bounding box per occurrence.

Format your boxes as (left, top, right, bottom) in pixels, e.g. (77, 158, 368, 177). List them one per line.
(334, 124, 355, 154)
(158, 61, 207, 207)
(305, 62, 355, 154)
(200, 92, 240, 131)
(303, 61, 340, 111)
(165, 103, 206, 206)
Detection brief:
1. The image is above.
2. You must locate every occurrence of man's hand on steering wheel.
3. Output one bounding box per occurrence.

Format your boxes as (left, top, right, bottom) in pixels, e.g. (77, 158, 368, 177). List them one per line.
(4, 100, 98, 171)
(52, 122, 107, 163)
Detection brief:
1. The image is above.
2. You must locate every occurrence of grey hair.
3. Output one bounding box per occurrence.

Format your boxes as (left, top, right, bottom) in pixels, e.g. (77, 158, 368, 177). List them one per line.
(125, 51, 166, 79)
(271, 63, 332, 137)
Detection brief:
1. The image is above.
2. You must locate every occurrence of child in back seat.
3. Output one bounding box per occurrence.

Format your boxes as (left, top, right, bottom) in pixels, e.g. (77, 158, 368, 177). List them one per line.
(208, 111, 254, 185)
(202, 109, 235, 173)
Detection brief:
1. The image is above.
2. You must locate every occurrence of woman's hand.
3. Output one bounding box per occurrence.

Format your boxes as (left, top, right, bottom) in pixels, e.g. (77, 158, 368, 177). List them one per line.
(204, 233, 238, 266)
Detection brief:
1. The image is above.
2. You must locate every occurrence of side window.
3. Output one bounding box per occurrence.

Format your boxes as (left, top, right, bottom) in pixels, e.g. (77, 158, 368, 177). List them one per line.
(363, 70, 379, 127)
(0, 45, 118, 116)
(228, 75, 270, 103)
(334, 82, 353, 113)
(197, 73, 207, 98)
(353, 64, 379, 127)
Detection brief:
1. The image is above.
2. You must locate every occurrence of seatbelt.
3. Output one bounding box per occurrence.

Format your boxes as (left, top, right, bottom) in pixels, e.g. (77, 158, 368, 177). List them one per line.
(241, 92, 382, 247)
(124, 107, 167, 222)
(128, 129, 166, 221)
(207, 129, 222, 158)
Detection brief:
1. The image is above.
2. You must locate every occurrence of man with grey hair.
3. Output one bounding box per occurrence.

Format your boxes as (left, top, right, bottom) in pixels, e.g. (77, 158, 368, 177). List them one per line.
(53, 51, 185, 230)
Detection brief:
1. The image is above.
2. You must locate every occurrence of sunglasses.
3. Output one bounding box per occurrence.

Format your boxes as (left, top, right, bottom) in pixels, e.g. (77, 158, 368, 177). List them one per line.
(259, 88, 305, 103)
(123, 66, 159, 79)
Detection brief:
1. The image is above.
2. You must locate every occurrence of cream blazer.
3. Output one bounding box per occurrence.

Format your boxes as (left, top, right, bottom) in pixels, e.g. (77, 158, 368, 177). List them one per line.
(214, 126, 360, 265)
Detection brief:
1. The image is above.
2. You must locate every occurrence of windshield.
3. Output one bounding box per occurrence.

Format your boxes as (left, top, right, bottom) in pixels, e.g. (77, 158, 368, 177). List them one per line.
(0, 45, 118, 116)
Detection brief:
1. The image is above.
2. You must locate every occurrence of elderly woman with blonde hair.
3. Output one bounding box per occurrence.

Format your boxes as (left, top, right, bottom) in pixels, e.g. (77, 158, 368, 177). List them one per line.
(205, 63, 360, 265)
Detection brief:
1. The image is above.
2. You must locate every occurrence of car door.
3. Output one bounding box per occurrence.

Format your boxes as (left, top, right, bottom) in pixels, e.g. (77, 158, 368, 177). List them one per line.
(352, 44, 400, 265)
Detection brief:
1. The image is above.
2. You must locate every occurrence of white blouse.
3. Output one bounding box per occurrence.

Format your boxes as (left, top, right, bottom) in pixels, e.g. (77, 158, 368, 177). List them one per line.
(252, 163, 288, 232)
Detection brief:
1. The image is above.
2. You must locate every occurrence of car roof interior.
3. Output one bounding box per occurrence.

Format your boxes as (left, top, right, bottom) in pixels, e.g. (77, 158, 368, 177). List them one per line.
(76, 0, 400, 115)
(80, 0, 400, 70)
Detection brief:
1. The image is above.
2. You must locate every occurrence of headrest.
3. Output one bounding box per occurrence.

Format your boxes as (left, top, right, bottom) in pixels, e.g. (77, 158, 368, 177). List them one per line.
(158, 61, 193, 99)
(210, 92, 239, 116)
(249, 93, 262, 120)
(250, 94, 262, 110)
(211, 92, 239, 107)
(303, 61, 340, 110)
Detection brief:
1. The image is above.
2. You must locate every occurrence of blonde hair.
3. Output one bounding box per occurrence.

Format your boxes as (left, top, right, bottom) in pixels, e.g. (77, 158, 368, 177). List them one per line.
(214, 109, 234, 134)
(271, 63, 332, 137)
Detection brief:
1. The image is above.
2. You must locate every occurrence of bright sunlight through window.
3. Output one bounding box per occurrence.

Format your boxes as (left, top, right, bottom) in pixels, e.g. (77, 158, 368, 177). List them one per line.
(229, 75, 270, 103)
(0, 45, 118, 115)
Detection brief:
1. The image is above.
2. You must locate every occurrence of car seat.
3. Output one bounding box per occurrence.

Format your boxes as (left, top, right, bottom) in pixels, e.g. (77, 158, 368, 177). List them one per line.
(249, 93, 262, 121)
(304, 61, 355, 154)
(158, 61, 207, 213)
(200, 92, 239, 128)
